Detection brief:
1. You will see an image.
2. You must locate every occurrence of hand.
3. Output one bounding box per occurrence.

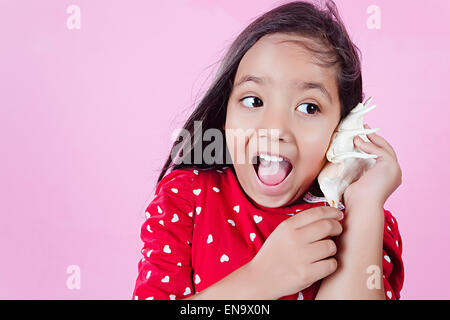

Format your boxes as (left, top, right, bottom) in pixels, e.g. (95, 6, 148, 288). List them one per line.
(344, 124, 402, 209)
(249, 206, 344, 299)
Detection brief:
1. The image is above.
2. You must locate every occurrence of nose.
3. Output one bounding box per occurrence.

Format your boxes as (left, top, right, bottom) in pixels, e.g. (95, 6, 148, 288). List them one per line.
(257, 105, 293, 144)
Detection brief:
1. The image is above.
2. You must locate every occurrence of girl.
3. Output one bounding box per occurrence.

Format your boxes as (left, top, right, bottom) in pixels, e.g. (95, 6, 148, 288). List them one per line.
(132, 0, 404, 300)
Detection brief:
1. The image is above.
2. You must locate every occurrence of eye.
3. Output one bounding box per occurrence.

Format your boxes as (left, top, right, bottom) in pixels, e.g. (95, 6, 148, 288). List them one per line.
(296, 103, 321, 115)
(240, 96, 263, 108)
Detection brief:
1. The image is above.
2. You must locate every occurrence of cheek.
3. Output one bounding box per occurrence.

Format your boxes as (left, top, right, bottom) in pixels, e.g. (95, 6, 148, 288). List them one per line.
(224, 102, 240, 131)
(224, 103, 255, 149)
(298, 129, 332, 162)
(225, 103, 249, 129)
(224, 129, 234, 158)
(225, 108, 249, 165)
(225, 125, 256, 167)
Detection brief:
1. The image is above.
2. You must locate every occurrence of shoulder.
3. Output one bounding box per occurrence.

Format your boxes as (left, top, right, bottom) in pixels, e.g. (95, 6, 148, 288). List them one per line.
(155, 166, 233, 197)
(173, 166, 233, 188)
(383, 208, 400, 227)
(381, 208, 404, 277)
(382, 209, 402, 248)
(381, 208, 405, 298)
(383, 209, 402, 239)
(157, 167, 197, 187)
(154, 167, 201, 195)
(194, 166, 236, 195)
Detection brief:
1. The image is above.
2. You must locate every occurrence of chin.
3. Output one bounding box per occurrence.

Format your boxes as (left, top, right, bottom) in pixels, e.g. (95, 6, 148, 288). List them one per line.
(247, 182, 301, 208)
(254, 196, 292, 208)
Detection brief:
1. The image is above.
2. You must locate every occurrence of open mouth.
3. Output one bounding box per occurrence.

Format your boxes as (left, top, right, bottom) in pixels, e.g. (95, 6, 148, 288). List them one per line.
(252, 153, 293, 186)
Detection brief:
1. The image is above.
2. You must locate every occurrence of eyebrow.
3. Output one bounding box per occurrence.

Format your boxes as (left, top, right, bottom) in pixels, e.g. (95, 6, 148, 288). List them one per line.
(233, 74, 333, 104)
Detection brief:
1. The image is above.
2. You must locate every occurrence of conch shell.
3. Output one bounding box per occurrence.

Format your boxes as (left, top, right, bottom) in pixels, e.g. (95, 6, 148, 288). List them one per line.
(317, 97, 380, 208)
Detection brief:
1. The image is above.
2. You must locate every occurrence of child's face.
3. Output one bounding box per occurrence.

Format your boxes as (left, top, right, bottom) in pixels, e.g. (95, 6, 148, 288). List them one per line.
(224, 33, 341, 208)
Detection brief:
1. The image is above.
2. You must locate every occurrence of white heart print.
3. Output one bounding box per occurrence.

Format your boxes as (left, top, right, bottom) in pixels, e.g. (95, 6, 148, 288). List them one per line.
(194, 274, 201, 284)
(171, 213, 179, 223)
(212, 187, 220, 192)
(220, 254, 229, 262)
(227, 219, 235, 227)
(161, 275, 170, 283)
(253, 215, 262, 223)
(157, 206, 163, 214)
(233, 205, 240, 213)
(193, 189, 201, 196)
(207, 234, 213, 244)
(196, 207, 202, 215)
(184, 287, 191, 295)
(163, 244, 171, 253)
(249, 233, 256, 242)
(171, 188, 178, 193)
(386, 291, 392, 299)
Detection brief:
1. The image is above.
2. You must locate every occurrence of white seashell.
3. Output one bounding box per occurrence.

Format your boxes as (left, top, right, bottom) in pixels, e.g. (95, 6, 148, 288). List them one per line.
(318, 97, 379, 208)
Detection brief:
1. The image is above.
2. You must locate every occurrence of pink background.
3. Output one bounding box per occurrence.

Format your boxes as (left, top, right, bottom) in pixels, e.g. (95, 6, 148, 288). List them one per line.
(0, 0, 449, 299)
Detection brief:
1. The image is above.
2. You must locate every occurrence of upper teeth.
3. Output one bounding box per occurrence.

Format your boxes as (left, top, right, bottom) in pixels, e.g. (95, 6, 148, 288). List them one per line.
(259, 154, 284, 162)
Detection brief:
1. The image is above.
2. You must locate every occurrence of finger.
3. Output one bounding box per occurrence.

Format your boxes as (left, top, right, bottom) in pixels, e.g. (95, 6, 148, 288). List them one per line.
(308, 257, 338, 283)
(306, 239, 337, 262)
(363, 123, 395, 151)
(353, 135, 387, 159)
(290, 206, 343, 230)
(300, 218, 343, 243)
(363, 124, 397, 159)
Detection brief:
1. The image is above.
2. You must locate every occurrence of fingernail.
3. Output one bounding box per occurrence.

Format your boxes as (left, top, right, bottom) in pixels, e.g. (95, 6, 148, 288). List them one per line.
(338, 212, 344, 220)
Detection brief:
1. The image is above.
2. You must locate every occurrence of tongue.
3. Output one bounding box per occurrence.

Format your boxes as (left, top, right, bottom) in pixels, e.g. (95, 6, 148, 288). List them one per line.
(257, 159, 292, 186)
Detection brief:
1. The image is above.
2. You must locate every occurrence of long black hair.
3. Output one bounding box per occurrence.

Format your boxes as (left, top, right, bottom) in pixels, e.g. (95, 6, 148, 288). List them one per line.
(156, 0, 364, 195)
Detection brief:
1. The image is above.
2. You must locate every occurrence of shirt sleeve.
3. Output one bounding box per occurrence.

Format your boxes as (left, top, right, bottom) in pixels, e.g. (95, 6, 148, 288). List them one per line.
(382, 209, 404, 300)
(132, 169, 196, 300)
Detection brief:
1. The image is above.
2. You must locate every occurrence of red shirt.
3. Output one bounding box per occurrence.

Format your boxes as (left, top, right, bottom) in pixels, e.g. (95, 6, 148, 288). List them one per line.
(132, 166, 404, 300)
